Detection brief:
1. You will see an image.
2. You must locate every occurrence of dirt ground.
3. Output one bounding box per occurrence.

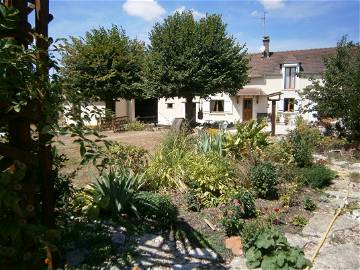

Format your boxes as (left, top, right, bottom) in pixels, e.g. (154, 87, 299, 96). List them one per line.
(57, 130, 167, 187)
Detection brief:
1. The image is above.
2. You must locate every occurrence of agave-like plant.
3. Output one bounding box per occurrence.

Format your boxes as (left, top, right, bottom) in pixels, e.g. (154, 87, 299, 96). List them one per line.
(81, 168, 144, 220)
(197, 130, 224, 156)
(224, 120, 269, 159)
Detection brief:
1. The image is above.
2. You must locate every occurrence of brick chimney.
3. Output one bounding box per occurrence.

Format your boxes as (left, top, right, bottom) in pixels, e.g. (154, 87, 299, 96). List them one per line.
(262, 36, 270, 58)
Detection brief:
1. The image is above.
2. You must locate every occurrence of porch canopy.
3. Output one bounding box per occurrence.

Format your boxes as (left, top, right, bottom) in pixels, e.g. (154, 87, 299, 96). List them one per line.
(236, 88, 267, 96)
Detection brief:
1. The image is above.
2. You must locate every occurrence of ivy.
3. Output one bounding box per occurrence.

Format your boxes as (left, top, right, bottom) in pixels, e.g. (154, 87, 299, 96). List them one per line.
(0, 4, 115, 268)
(0, 4, 19, 30)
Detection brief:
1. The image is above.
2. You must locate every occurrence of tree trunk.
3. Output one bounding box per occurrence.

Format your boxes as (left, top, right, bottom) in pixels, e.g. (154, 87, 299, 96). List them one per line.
(184, 96, 196, 125)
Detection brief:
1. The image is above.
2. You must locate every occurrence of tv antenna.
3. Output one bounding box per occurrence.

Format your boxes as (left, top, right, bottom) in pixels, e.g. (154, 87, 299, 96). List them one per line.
(260, 11, 267, 36)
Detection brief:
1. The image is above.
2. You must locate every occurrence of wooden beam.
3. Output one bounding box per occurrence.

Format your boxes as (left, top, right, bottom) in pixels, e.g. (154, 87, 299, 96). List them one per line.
(35, 0, 55, 228)
(0, 142, 34, 165)
(271, 100, 276, 136)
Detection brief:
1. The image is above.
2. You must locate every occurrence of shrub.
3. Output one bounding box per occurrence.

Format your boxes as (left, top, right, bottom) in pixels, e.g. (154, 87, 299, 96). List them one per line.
(291, 215, 308, 227)
(240, 220, 268, 251)
(276, 164, 302, 183)
(233, 159, 253, 189)
(301, 164, 336, 188)
(314, 135, 347, 153)
(0, 162, 48, 267)
(221, 189, 257, 236)
(135, 192, 178, 227)
(74, 169, 144, 220)
(250, 162, 278, 199)
(146, 130, 193, 190)
(304, 197, 317, 211)
(224, 120, 269, 159)
(263, 139, 294, 164)
(244, 228, 311, 269)
(232, 189, 257, 218)
(53, 152, 76, 214)
(278, 182, 299, 207)
(185, 151, 238, 207)
(103, 142, 148, 173)
(221, 214, 245, 237)
(185, 188, 202, 212)
(124, 120, 146, 131)
(288, 123, 319, 167)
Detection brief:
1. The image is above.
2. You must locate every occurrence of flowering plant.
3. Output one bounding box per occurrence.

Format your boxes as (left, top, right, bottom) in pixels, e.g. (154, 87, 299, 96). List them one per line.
(221, 189, 256, 236)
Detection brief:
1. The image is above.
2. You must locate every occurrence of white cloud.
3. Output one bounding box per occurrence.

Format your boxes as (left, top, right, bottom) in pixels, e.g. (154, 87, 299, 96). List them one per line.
(123, 0, 166, 22)
(174, 6, 206, 20)
(258, 0, 285, 10)
(250, 10, 258, 16)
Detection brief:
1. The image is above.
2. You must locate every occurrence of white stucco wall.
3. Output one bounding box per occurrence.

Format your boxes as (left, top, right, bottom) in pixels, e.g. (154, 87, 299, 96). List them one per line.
(156, 73, 319, 125)
(196, 94, 268, 124)
(158, 97, 186, 125)
(246, 74, 318, 122)
(63, 101, 106, 126)
(64, 98, 135, 126)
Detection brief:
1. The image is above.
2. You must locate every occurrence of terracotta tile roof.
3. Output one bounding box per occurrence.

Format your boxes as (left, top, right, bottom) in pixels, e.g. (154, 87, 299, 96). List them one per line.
(237, 88, 267, 96)
(248, 47, 337, 77)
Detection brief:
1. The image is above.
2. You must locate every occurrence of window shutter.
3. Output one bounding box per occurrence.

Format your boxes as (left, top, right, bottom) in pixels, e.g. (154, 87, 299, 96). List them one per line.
(278, 99, 284, 111)
(203, 101, 210, 112)
(224, 100, 232, 112)
(294, 99, 300, 112)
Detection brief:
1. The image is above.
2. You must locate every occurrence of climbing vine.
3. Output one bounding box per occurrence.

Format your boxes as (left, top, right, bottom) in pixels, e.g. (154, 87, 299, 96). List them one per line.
(0, 3, 109, 268)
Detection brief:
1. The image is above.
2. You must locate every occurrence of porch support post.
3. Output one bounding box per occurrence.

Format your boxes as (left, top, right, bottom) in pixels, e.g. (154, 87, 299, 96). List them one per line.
(271, 100, 276, 136)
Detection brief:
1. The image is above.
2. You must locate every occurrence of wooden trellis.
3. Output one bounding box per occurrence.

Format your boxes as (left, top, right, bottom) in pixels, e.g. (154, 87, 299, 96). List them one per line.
(0, 0, 55, 227)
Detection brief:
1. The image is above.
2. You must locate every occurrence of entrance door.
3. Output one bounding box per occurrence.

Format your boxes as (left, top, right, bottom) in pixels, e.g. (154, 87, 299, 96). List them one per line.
(243, 98, 253, 121)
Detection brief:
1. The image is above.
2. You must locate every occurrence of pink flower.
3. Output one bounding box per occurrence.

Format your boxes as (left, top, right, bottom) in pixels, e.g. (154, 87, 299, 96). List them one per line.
(233, 199, 241, 206)
(274, 208, 280, 212)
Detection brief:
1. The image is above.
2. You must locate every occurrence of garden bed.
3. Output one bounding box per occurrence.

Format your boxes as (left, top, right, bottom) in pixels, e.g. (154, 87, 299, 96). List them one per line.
(53, 119, 360, 269)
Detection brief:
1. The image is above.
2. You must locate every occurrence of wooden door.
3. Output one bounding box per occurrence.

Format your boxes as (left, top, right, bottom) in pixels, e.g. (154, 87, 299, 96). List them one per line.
(243, 98, 253, 121)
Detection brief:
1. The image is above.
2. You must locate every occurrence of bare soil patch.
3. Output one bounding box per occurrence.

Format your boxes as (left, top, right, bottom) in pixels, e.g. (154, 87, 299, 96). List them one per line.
(166, 186, 323, 264)
(169, 190, 233, 263)
(57, 130, 167, 187)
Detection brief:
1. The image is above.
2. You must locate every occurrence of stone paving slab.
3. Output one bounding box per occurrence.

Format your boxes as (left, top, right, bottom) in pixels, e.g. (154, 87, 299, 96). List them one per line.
(302, 213, 359, 238)
(312, 243, 360, 270)
(134, 234, 221, 269)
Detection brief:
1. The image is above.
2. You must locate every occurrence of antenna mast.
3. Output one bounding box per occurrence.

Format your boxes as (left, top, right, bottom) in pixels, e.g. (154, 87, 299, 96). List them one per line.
(260, 11, 267, 36)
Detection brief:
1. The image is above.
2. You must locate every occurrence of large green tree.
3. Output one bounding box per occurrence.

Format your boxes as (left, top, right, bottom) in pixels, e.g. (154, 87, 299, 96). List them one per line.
(145, 11, 249, 121)
(302, 37, 360, 141)
(60, 25, 145, 113)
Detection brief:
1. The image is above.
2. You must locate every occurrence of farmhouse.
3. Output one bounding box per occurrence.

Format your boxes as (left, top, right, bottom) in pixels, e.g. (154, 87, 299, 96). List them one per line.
(157, 37, 336, 126)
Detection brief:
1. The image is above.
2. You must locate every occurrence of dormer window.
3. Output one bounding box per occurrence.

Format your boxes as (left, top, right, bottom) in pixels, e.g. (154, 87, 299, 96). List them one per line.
(284, 66, 296, 89)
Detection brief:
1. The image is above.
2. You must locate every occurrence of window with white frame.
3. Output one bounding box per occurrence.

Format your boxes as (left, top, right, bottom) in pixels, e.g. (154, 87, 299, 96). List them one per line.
(166, 103, 173, 109)
(284, 66, 296, 89)
(210, 100, 224, 112)
(283, 98, 295, 112)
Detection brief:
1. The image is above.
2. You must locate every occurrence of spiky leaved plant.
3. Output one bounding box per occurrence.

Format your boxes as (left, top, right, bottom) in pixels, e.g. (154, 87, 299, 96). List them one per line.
(80, 168, 144, 220)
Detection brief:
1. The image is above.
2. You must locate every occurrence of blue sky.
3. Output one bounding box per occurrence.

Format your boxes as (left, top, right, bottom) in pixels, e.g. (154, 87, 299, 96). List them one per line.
(49, 0, 359, 53)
